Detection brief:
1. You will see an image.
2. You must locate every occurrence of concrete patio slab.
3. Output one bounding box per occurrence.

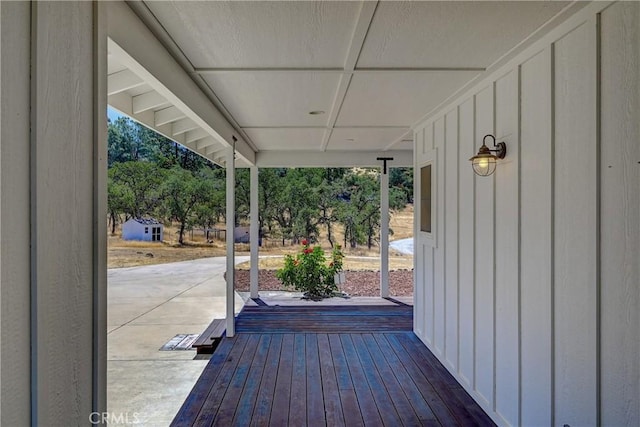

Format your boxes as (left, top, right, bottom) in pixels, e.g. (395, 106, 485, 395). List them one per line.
(108, 256, 248, 426)
(108, 360, 209, 426)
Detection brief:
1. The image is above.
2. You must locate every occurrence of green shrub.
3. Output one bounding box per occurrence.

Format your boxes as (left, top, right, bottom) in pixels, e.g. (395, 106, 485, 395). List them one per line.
(276, 240, 344, 300)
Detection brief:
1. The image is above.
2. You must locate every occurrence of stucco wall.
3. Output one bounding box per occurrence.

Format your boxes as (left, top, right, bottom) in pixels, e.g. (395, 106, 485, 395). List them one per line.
(413, 2, 639, 425)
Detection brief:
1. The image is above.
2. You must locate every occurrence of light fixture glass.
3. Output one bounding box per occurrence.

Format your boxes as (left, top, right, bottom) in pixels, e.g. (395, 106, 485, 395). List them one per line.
(470, 134, 506, 176)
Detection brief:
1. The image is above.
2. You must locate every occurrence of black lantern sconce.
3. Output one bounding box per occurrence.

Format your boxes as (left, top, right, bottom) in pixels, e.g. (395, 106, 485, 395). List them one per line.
(469, 134, 506, 176)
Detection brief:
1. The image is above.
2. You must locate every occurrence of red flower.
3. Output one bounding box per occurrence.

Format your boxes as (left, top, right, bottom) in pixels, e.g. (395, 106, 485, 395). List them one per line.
(304, 248, 313, 254)
(301, 239, 308, 246)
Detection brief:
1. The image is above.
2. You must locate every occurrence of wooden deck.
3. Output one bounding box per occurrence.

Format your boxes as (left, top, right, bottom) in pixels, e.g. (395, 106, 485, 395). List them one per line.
(172, 305, 494, 426)
(236, 304, 413, 333)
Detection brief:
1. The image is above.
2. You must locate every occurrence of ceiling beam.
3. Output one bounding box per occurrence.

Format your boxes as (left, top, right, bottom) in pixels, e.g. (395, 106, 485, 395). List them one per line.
(256, 150, 412, 168)
(107, 69, 144, 95)
(108, 92, 133, 117)
(132, 91, 167, 114)
(206, 146, 227, 157)
(107, 2, 255, 165)
(384, 130, 413, 151)
(321, 1, 378, 151)
(184, 128, 208, 144)
(171, 118, 199, 136)
(192, 66, 486, 74)
(125, 1, 260, 155)
(154, 106, 185, 127)
(196, 137, 217, 150)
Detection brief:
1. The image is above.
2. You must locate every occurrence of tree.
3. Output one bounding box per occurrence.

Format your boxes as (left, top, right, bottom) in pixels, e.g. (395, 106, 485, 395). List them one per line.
(316, 179, 340, 247)
(192, 168, 226, 239)
(271, 169, 323, 245)
(258, 168, 284, 239)
(108, 117, 140, 166)
(108, 161, 166, 219)
(235, 168, 250, 226)
(107, 180, 133, 234)
(390, 167, 414, 204)
(335, 169, 381, 249)
(160, 167, 213, 245)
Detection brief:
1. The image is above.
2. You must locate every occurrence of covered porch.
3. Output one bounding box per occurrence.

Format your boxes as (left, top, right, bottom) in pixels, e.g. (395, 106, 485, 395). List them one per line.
(1, 1, 638, 426)
(173, 302, 494, 426)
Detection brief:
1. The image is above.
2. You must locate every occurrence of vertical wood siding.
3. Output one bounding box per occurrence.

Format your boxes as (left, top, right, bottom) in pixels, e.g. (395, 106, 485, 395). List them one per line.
(413, 3, 639, 425)
(493, 70, 519, 426)
(553, 21, 598, 425)
(599, 2, 640, 425)
(0, 2, 32, 425)
(32, 2, 96, 424)
(520, 48, 554, 426)
(443, 109, 459, 372)
(456, 98, 475, 389)
(433, 118, 446, 358)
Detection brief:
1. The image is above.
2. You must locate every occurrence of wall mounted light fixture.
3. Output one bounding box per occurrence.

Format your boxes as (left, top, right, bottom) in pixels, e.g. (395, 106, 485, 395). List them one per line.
(469, 134, 506, 176)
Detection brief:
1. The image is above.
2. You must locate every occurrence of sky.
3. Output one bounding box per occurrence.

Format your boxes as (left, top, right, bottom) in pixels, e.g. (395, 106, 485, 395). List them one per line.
(107, 106, 124, 122)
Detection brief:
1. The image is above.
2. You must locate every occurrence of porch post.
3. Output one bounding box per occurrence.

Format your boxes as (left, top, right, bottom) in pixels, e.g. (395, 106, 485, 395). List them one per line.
(380, 167, 390, 297)
(225, 146, 235, 337)
(250, 166, 259, 298)
(0, 2, 105, 424)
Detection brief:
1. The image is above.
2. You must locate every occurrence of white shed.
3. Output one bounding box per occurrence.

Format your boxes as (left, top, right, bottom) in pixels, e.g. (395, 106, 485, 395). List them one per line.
(121, 218, 163, 242)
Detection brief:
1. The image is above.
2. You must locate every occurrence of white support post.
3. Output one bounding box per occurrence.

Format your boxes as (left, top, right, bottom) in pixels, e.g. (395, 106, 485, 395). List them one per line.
(225, 146, 235, 337)
(250, 166, 259, 298)
(380, 167, 390, 298)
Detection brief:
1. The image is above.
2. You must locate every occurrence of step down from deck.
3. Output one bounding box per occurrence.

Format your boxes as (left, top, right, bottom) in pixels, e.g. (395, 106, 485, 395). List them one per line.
(236, 305, 413, 333)
(192, 318, 226, 354)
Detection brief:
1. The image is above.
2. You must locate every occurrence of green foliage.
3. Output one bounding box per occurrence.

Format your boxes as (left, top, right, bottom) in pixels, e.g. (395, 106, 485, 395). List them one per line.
(108, 161, 166, 219)
(108, 116, 211, 171)
(390, 167, 414, 203)
(160, 167, 215, 244)
(106, 117, 415, 248)
(276, 240, 344, 300)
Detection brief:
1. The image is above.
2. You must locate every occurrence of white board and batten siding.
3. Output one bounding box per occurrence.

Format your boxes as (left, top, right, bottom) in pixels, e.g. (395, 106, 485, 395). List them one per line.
(413, 2, 639, 426)
(1, 2, 107, 424)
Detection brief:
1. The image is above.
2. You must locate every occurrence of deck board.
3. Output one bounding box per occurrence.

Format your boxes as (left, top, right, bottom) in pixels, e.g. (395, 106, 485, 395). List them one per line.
(305, 334, 326, 427)
(269, 334, 293, 427)
(172, 305, 495, 427)
(236, 305, 413, 333)
(361, 333, 423, 426)
(339, 334, 384, 426)
(288, 334, 307, 426)
(316, 334, 345, 427)
(250, 334, 282, 426)
(210, 334, 259, 426)
(371, 333, 438, 424)
(230, 334, 271, 426)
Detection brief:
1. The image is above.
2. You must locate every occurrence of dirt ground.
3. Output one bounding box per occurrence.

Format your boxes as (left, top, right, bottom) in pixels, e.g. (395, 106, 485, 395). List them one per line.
(234, 269, 414, 297)
(108, 208, 415, 296)
(108, 206, 414, 269)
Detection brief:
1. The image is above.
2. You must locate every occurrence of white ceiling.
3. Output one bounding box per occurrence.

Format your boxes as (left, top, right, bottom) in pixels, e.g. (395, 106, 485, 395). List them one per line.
(112, 0, 569, 164)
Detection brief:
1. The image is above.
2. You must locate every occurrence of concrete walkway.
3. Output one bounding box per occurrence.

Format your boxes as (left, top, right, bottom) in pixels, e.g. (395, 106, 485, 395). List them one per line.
(390, 237, 414, 255)
(107, 257, 247, 426)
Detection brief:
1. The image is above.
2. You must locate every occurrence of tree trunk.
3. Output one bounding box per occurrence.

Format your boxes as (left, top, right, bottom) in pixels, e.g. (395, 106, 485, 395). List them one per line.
(178, 222, 186, 245)
(109, 212, 117, 235)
